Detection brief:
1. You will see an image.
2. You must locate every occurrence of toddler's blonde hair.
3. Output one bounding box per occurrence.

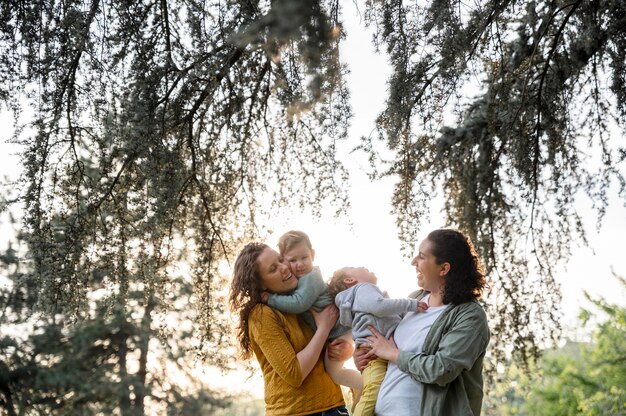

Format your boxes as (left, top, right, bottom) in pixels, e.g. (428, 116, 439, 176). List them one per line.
(277, 230, 313, 254)
(327, 267, 351, 300)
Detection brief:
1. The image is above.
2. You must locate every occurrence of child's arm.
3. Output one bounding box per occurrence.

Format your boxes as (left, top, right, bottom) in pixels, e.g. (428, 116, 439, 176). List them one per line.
(353, 283, 422, 317)
(267, 267, 327, 314)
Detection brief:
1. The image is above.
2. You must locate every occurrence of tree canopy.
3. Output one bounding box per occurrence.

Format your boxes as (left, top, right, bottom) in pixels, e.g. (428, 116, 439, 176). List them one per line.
(1, 0, 350, 413)
(0, 235, 234, 415)
(1, 1, 625, 411)
(359, 0, 626, 363)
(0, 0, 350, 351)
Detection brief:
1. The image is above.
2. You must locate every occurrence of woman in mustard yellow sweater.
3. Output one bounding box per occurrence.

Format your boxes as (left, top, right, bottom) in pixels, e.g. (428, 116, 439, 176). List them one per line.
(230, 242, 349, 416)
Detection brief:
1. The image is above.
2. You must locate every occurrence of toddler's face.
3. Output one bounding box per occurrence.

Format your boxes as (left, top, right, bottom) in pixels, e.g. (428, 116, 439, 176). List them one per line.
(345, 267, 378, 285)
(284, 242, 315, 278)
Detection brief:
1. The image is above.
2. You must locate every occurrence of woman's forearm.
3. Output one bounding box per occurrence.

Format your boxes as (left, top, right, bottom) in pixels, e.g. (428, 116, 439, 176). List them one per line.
(297, 304, 338, 383)
(296, 327, 329, 383)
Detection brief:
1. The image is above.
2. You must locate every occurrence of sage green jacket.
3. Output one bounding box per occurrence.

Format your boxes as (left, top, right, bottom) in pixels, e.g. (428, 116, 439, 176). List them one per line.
(395, 290, 490, 415)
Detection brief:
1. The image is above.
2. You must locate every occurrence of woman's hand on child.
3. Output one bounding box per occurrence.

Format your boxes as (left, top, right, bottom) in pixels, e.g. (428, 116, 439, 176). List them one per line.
(366, 325, 400, 363)
(327, 338, 354, 361)
(417, 301, 428, 313)
(310, 305, 338, 334)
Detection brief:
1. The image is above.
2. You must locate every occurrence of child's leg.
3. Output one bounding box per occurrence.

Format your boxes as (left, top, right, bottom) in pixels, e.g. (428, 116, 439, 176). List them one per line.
(352, 357, 388, 416)
(324, 332, 363, 391)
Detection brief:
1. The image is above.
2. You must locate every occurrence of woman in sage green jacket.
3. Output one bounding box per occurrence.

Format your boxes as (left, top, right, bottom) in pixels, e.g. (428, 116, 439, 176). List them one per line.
(356, 228, 490, 416)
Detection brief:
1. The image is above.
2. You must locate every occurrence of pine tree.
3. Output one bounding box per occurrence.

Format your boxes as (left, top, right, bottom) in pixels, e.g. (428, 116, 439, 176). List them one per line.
(0, 1, 349, 413)
(360, 0, 626, 363)
(0, 209, 233, 415)
(0, 0, 349, 357)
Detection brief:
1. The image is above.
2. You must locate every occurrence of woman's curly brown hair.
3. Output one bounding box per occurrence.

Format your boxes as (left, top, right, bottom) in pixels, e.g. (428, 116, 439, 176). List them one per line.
(229, 242, 268, 359)
(427, 229, 487, 305)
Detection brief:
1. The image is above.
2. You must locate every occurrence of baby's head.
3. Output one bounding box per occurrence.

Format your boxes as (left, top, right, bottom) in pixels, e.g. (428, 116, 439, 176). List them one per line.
(327, 266, 378, 299)
(278, 230, 315, 278)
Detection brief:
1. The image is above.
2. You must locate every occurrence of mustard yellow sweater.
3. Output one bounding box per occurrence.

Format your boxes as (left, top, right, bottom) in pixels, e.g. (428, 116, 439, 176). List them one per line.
(248, 304, 345, 416)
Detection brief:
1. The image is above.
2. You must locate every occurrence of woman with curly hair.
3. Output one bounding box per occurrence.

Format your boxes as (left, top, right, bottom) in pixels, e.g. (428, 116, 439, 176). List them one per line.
(229, 242, 349, 416)
(356, 228, 490, 416)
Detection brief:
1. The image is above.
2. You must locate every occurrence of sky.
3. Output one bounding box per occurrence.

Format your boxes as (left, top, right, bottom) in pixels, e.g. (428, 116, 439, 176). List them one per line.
(1, 4, 625, 400)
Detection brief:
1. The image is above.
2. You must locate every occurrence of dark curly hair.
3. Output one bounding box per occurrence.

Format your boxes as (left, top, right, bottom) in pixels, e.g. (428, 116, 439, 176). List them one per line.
(229, 242, 268, 359)
(427, 229, 487, 305)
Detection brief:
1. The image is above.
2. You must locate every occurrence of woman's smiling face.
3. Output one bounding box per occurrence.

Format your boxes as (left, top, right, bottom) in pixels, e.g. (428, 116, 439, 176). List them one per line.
(412, 238, 448, 292)
(257, 247, 298, 294)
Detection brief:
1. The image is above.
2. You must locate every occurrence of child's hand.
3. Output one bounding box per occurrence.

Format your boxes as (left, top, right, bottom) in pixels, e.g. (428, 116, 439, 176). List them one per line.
(260, 291, 270, 303)
(416, 301, 428, 313)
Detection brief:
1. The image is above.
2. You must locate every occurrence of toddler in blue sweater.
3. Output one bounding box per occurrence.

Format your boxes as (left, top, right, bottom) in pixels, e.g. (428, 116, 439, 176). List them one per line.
(262, 230, 362, 396)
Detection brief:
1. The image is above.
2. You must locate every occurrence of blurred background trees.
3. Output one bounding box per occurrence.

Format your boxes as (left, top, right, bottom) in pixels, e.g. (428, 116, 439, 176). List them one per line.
(483, 275, 626, 415)
(0, 213, 233, 415)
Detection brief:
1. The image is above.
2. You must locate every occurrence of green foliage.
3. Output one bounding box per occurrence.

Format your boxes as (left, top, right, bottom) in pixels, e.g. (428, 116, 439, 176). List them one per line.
(483, 358, 534, 416)
(484, 275, 626, 415)
(212, 397, 265, 416)
(1, 244, 234, 415)
(0, 1, 351, 413)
